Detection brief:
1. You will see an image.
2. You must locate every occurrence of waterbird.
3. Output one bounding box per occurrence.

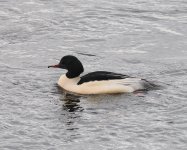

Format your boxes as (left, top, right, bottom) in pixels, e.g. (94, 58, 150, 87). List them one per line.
(48, 55, 155, 94)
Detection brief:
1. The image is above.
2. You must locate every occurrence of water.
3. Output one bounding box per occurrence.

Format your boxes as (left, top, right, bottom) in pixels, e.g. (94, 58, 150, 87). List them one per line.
(0, 0, 187, 149)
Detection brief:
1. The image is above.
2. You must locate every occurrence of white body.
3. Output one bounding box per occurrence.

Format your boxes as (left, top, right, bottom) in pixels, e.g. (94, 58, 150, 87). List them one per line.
(58, 75, 146, 94)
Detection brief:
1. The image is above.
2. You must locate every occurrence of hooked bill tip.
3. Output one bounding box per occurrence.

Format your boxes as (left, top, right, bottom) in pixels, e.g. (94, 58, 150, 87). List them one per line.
(48, 64, 60, 68)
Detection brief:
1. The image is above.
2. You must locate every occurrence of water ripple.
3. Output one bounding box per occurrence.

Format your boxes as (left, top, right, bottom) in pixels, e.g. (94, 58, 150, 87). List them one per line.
(0, 0, 187, 150)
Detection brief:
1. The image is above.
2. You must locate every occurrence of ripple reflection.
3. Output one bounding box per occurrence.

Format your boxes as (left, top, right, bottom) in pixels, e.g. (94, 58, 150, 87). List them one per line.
(62, 94, 84, 112)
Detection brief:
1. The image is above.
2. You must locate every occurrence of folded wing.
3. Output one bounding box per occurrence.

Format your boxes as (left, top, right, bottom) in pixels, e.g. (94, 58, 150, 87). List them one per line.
(78, 71, 130, 85)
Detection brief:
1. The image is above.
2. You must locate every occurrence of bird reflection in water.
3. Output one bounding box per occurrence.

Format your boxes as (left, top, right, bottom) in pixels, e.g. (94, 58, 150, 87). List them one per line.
(62, 93, 84, 112)
(56, 86, 84, 112)
(54, 86, 83, 138)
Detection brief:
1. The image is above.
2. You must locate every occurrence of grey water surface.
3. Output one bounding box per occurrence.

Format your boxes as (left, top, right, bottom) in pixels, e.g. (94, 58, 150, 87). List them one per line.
(0, 0, 187, 150)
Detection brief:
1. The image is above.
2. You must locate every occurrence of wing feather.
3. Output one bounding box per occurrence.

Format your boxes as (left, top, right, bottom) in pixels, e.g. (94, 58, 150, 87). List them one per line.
(78, 71, 129, 85)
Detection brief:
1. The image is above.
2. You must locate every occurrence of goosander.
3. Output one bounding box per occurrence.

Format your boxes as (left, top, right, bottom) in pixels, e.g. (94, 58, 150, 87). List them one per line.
(48, 55, 154, 94)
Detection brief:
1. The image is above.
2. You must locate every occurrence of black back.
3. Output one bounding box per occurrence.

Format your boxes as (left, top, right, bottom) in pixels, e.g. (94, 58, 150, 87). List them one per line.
(78, 71, 129, 85)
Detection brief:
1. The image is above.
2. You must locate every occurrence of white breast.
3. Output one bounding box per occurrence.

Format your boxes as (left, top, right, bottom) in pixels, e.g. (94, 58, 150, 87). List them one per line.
(57, 75, 145, 94)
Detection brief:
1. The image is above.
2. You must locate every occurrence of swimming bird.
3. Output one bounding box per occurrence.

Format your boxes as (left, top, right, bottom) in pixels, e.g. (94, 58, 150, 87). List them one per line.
(48, 55, 154, 94)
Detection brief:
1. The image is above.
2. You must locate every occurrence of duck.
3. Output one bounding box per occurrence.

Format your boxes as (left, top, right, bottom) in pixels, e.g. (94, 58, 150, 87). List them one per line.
(48, 55, 155, 94)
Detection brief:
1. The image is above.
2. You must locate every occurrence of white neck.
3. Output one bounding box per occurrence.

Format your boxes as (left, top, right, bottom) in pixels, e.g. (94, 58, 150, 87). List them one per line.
(58, 74, 80, 89)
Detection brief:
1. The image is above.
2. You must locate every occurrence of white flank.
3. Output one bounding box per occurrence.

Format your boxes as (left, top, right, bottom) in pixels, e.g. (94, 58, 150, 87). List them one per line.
(58, 75, 145, 94)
